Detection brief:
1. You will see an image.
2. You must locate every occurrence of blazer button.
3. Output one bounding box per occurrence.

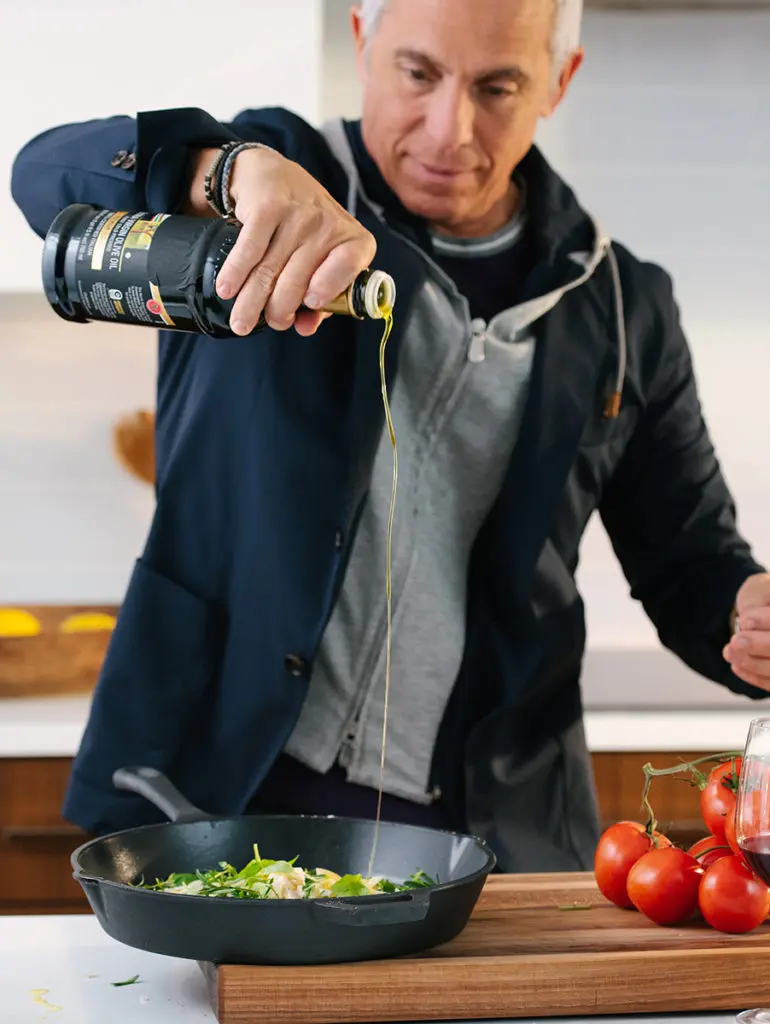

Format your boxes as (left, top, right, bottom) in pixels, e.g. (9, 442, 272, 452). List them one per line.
(334, 529, 344, 551)
(284, 653, 308, 678)
(110, 149, 128, 167)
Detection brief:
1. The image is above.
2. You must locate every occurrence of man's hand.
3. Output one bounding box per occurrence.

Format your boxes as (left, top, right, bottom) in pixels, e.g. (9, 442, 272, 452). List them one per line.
(187, 146, 376, 337)
(723, 572, 770, 691)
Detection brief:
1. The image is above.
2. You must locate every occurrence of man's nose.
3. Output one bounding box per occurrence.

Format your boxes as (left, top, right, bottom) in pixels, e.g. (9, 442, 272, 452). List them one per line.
(423, 83, 475, 153)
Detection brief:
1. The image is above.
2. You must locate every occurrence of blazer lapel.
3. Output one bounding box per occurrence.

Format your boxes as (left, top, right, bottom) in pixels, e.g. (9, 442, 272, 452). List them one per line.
(490, 270, 615, 601)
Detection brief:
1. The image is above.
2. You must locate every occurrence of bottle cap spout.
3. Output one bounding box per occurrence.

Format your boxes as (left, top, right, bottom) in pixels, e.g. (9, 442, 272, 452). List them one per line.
(363, 270, 396, 319)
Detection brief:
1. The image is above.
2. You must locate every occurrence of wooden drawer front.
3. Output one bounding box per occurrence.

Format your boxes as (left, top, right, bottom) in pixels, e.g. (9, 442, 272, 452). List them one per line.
(0, 758, 89, 911)
(592, 751, 712, 848)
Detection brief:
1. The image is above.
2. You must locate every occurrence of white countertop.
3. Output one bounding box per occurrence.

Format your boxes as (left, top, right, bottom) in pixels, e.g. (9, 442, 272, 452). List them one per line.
(0, 913, 748, 1024)
(0, 695, 764, 757)
(2, 915, 212, 1023)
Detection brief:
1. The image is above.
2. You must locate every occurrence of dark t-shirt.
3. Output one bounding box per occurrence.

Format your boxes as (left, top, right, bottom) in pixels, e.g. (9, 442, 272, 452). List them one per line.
(430, 192, 532, 322)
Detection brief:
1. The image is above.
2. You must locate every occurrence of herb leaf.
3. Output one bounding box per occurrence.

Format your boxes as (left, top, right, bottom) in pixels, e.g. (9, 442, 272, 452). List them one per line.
(136, 849, 439, 902)
(331, 874, 370, 897)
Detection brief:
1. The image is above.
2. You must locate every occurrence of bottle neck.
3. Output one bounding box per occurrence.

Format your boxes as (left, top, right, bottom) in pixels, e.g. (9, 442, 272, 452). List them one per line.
(319, 274, 368, 319)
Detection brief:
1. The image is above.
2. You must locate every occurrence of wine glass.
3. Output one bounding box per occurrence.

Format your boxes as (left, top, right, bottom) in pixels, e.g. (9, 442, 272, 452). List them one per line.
(734, 717, 770, 1024)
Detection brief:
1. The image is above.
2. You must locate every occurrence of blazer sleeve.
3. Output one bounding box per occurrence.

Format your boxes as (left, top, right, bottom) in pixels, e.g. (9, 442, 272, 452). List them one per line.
(11, 105, 345, 239)
(598, 260, 767, 700)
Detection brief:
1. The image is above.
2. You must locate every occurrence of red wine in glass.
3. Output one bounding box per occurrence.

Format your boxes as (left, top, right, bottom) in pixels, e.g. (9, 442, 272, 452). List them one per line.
(735, 717, 770, 1024)
(740, 837, 770, 887)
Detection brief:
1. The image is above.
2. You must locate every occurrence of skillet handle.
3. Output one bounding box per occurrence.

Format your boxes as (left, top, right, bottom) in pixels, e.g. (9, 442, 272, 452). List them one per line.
(112, 766, 215, 823)
(311, 890, 431, 927)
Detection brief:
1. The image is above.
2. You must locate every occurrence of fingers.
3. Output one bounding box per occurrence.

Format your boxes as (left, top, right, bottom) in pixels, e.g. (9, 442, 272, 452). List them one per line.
(226, 215, 317, 335)
(723, 630, 770, 691)
(217, 198, 376, 335)
(725, 648, 770, 678)
(294, 310, 332, 337)
(304, 235, 377, 311)
(725, 663, 770, 692)
(216, 203, 280, 302)
(263, 235, 332, 329)
(736, 607, 770, 632)
(728, 630, 770, 659)
(224, 229, 376, 336)
(264, 225, 376, 329)
(227, 233, 291, 335)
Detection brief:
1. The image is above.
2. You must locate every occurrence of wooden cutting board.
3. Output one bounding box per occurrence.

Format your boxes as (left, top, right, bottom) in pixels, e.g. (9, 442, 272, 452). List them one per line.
(201, 871, 770, 1024)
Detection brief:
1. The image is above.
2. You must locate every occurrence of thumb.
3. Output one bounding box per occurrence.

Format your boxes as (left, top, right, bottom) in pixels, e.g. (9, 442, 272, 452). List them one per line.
(293, 310, 332, 337)
(736, 573, 770, 616)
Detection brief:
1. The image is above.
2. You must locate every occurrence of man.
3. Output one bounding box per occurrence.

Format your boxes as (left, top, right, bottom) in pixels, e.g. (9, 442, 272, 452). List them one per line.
(11, 0, 770, 872)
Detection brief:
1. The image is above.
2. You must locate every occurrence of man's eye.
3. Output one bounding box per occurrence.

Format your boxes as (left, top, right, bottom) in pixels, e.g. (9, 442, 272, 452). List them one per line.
(482, 84, 516, 99)
(405, 67, 430, 83)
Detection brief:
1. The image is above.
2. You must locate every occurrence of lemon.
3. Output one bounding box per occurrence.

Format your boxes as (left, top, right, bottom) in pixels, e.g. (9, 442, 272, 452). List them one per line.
(0, 609, 42, 638)
(59, 613, 116, 634)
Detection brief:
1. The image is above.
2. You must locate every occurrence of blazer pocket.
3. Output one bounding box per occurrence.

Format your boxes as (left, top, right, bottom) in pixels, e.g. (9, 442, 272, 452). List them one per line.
(86, 557, 225, 768)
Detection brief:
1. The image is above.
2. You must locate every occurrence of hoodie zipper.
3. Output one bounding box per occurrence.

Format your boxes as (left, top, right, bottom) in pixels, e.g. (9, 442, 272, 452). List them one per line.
(467, 318, 487, 363)
(338, 314, 489, 773)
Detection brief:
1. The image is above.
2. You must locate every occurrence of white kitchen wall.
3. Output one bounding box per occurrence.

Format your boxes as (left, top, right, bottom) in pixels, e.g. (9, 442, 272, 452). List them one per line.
(0, 0, 323, 603)
(0, 297, 157, 604)
(1, 0, 324, 292)
(2, 3, 769, 709)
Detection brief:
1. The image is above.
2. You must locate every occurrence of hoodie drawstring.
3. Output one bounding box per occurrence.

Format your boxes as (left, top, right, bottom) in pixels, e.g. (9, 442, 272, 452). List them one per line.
(320, 117, 628, 421)
(604, 244, 627, 419)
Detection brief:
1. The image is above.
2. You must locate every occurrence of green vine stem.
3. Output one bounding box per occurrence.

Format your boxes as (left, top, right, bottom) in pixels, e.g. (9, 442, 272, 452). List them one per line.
(639, 750, 743, 837)
(695, 844, 731, 858)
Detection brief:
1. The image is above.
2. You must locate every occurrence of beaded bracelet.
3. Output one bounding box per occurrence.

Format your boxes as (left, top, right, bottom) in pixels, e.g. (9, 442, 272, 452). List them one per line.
(203, 141, 276, 219)
(203, 142, 239, 217)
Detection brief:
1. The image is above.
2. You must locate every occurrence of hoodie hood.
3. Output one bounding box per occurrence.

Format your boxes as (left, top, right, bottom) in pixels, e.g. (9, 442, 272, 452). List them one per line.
(323, 118, 626, 419)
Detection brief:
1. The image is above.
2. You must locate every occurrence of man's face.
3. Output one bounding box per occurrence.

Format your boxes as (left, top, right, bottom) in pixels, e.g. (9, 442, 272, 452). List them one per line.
(352, 0, 582, 237)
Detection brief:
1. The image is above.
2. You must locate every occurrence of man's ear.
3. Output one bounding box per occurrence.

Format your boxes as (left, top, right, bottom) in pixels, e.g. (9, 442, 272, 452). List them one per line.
(350, 5, 368, 84)
(544, 47, 584, 116)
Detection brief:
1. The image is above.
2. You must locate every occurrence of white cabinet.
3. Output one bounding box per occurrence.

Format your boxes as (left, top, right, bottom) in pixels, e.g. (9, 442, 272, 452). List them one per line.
(1, 0, 324, 293)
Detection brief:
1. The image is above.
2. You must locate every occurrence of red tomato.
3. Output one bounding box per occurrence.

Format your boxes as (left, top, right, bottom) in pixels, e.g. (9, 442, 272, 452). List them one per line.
(699, 854, 770, 933)
(736, 786, 766, 842)
(594, 821, 673, 910)
(700, 759, 742, 843)
(626, 847, 703, 926)
(687, 835, 731, 868)
(723, 808, 742, 859)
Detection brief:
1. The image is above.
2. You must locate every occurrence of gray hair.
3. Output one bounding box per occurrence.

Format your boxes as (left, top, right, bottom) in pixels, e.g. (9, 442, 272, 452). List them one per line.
(358, 0, 583, 88)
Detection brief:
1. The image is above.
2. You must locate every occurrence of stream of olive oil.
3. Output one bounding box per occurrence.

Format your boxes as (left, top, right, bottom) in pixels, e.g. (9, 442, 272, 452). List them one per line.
(367, 303, 396, 879)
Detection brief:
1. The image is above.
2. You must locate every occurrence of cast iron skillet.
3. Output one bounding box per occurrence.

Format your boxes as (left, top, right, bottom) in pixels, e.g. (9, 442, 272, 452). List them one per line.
(70, 767, 496, 966)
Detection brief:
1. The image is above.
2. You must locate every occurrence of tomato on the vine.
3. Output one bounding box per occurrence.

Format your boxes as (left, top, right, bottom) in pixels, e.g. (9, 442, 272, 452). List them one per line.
(687, 835, 731, 868)
(626, 847, 703, 926)
(699, 854, 770, 933)
(594, 821, 672, 910)
(723, 807, 743, 860)
(700, 758, 742, 843)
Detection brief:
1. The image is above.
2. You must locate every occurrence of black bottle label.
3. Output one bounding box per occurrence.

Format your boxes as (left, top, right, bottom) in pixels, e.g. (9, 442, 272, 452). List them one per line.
(71, 209, 180, 327)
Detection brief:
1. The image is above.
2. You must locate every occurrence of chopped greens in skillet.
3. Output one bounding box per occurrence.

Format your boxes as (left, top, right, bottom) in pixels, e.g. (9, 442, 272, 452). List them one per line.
(136, 844, 437, 900)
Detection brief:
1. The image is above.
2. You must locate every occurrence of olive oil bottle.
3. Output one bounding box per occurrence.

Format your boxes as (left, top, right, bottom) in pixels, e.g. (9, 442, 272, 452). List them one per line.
(41, 204, 395, 336)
